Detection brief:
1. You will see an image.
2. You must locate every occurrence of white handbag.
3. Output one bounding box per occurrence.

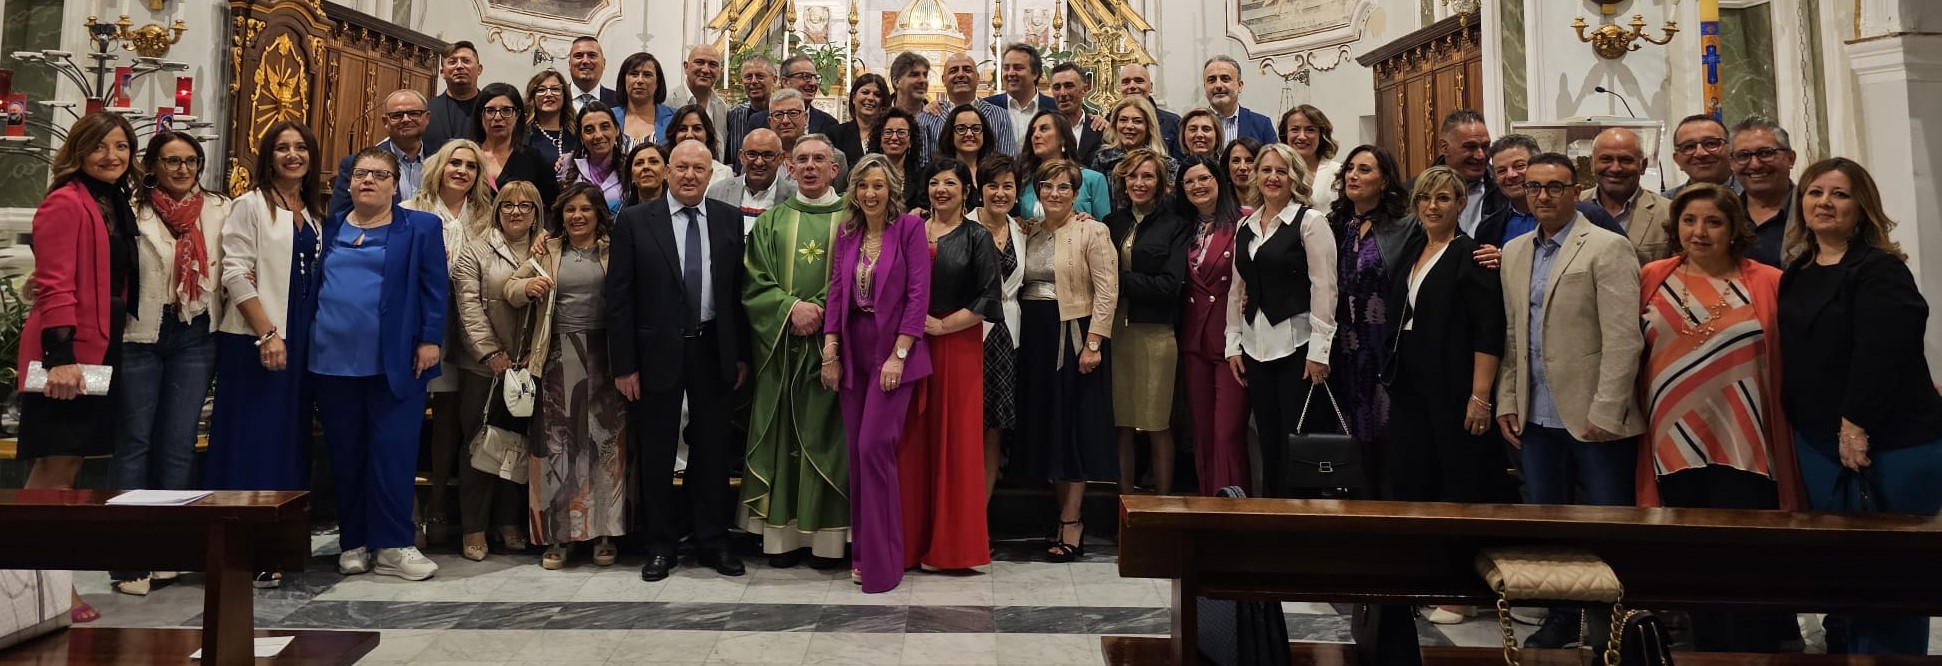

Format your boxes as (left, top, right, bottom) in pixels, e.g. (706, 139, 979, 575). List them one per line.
(501, 367, 535, 418)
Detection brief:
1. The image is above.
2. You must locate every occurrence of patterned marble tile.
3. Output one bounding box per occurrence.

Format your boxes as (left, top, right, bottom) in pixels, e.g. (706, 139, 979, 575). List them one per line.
(610, 629, 722, 663)
(634, 602, 741, 631)
(706, 630, 814, 664)
(993, 633, 1101, 665)
(510, 628, 630, 662)
(992, 581, 1080, 607)
(800, 632, 905, 665)
(273, 600, 475, 630)
(725, 603, 821, 632)
(413, 628, 541, 662)
(992, 606, 1092, 635)
(905, 605, 996, 633)
(452, 601, 566, 629)
(814, 604, 910, 633)
(547, 602, 675, 631)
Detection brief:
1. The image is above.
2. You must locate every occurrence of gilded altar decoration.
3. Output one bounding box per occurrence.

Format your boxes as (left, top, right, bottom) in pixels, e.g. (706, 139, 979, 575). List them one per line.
(88, 15, 190, 59)
(1572, 2, 1678, 60)
(250, 34, 310, 145)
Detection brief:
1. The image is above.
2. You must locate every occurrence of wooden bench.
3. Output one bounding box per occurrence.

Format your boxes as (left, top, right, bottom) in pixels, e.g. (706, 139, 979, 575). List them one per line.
(1101, 636, 1942, 665)
(0, 490, 376, 666)
(1114, 496, 1942, 665)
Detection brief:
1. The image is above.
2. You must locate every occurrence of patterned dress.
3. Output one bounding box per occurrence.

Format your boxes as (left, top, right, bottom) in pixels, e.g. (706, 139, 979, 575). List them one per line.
(1642, 271, 1773, 479)
(983, 238, 1019, 430)
(1334, 215, 1390, 442)
(529, 245, 629, 545)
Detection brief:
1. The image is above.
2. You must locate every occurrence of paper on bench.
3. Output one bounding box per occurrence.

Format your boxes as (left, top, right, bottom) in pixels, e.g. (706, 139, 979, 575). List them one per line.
(104, 490, 212, 506)
(189, 635, 294, 659)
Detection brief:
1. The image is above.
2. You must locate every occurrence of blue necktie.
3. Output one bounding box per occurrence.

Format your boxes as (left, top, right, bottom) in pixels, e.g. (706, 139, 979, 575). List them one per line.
(682, 206, 703, 327)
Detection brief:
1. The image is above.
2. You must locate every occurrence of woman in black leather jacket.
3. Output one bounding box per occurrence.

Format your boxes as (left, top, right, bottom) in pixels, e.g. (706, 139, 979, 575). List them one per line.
(1102, 148, 1190, 494)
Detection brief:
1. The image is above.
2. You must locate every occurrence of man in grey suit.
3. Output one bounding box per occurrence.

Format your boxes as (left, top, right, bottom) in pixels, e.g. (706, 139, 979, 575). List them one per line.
(707, 128, 797, 234)
(1494, 152, 1644, 649)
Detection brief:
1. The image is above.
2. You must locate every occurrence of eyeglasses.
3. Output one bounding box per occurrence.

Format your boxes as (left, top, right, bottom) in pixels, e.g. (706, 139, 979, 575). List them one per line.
(1674, 137, 1725, 155)
(792, 154, 832, 165)
(481, 107, 519, 118)
(740, 150, 780, 163)
(1037, 181, 1076, 193)
(498, 201, 538, 213)
(952, 124, 984, 136)
(1525, 181, 1573, 198)
(880, 128, 910, 138)
(785, 71, 820, 81)
(1729, 147, 1790, 164)
(158, 156, 202, 171)
(770, 109, 805, 120)
(533, 86, 565, 96)
(383, 109, 428, 121)
(351, 168, 396, 182)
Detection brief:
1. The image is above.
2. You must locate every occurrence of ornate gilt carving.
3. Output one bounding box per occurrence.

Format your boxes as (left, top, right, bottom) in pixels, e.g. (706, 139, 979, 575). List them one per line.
(250, 33, 311, 147)
(228, 157, 251, 197)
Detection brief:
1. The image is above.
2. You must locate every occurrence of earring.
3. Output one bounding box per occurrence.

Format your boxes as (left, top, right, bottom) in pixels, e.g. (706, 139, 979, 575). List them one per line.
(142, 173, 159, 189)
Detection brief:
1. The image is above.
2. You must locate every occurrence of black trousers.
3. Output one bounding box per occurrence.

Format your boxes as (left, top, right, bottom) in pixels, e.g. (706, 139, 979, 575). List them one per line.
(630, 328, 736, 555)
(1245, 349, 1336, 499)
(1657, 466, 1801, 653)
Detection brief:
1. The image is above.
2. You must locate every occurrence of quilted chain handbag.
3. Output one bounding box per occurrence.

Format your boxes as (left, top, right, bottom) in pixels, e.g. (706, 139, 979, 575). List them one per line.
(1475, 546, 1632, 665)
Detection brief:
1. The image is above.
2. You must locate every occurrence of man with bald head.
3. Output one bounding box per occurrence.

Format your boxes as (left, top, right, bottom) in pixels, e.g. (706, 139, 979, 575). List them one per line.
(329, 89, 429, 216)
(667, 44, 729, 156)
(1117, 63, 1181, 159)
(1579, 127, 1671, 263)
(707, 128, 796, 233)
(608, 139, 751, 582)
(917, 52, 1016, 158)
(739, 133, 851, 570)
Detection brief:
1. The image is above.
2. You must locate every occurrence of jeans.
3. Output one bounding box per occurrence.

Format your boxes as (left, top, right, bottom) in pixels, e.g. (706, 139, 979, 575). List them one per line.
(1517, 424, 1636, 506)
(1796, 432, 1942, 656)
(112, 310, 216, 490)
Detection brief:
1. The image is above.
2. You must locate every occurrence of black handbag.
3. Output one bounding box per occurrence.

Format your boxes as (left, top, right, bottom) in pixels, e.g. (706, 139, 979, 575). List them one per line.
(1614, 611, 1675, 666)
(1832, 466, 1888, 514)
(1274, 383, 1368, 498)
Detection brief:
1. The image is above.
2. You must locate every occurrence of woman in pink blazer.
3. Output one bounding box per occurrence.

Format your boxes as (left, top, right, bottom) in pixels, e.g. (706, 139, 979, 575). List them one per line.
(821, 154, 932, 594)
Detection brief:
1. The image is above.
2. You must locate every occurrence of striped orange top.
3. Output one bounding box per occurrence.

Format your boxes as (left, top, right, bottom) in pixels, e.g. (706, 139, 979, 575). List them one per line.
(1641, 270, 1774, 479)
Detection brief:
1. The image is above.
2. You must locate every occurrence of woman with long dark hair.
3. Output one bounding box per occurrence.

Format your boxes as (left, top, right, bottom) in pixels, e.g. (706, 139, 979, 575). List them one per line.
(613, 52, 674, 152)
(911, 104, 995, 211)
(1222, 138, 1263, 211)
(1174, 156, 1249, 495)
(870, 107, 923, 189)
(17, 112, 140, 618)
(524, 69, 580, 176)
(1328, 145, 1421, 476)
(1015, 110, 1112, 221)
(470, 82, 560, 209)
(209, 120, 326, 588)
(664, 104, 733, 186)
(622, 142, 670, 207)
(831, 73, 890, 166)
(561, 102, 625, 213)
(112, 130, 232, 594)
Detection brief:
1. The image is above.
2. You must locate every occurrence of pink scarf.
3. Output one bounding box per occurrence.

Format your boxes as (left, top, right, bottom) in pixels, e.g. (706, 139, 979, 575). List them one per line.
(148, 189, 209, 306)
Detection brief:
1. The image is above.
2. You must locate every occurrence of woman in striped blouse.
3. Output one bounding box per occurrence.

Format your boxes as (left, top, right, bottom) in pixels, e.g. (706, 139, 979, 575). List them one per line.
(1635, 182, 1801, 653)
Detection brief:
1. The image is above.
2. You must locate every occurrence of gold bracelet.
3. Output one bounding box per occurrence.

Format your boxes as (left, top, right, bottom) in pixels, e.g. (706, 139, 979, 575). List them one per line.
(1469, 395, 1491, 409)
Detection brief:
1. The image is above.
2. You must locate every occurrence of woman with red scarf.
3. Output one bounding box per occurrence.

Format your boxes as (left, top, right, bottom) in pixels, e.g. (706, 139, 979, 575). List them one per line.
(108, 131, 231, 595)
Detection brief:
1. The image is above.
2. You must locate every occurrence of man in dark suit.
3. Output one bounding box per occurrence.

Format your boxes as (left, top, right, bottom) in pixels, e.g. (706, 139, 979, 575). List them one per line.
(1049, 63, 1104, 165)
(1116, 63, 1182, 160)
(750, 55, 840, 138)
(1200, 55, 1276, 145)
(607, 139, 751, 581)
(328, 89, 427, 217)
(566, 36, 622, 115)
(986, 43, 1057, 143)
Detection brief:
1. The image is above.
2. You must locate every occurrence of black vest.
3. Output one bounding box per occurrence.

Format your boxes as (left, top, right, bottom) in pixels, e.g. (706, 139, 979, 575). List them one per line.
(1235, 205, 1313, 326)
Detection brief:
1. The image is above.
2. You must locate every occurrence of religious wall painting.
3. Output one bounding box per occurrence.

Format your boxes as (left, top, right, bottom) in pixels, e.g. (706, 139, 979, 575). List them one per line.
(800, 4, 834, 46)
(1229, 0, 1378, 58)
(470, 0, 623, 56)
(1022, 8, 1053, 50)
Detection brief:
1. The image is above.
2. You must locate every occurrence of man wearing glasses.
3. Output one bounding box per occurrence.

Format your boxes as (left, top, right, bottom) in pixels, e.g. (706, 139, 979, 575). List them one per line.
(1729, 116, 1796, 267)
(752, 55, 839, 139)
(707, 128, 797, 233)
(328, 89, 429, 217)
(1665, 114, 1741, 198)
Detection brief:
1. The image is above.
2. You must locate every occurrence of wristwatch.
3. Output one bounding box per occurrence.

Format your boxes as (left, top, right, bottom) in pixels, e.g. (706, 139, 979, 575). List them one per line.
(1086, 340, 1101, 352)
(894, 346, 909, 360)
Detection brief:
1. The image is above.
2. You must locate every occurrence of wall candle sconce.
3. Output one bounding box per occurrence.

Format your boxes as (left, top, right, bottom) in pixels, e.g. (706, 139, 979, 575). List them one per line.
(1573, 2, 1677, 60)
(87, 14, 188, 59)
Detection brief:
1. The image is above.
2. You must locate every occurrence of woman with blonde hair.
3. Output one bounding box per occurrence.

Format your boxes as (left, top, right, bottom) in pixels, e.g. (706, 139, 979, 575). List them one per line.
(1778, 158, 1942, 655)
(1105, 148, 1190, 494)
(403, 137, 494, 547)
(1090, 96, 1175, 182)
(822, 154, 932, 591)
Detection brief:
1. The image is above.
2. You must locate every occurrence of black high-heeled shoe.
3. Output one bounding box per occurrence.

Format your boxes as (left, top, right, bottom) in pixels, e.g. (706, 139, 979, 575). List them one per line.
(1046, 520, 1085, 563)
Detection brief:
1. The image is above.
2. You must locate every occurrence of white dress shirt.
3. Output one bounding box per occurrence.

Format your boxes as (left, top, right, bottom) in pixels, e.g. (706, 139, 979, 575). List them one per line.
(667, 196, 716, 323)
(1006, 93, 1041, 142)
(1223, 204, 1337, 364)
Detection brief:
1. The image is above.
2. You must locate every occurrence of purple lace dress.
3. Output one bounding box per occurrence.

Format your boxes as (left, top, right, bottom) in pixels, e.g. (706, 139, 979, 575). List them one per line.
(1334, 214, 1390, 442)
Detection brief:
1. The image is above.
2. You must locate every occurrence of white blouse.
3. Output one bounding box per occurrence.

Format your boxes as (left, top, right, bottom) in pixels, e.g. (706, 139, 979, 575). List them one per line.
(1222, 203, 1337, 364)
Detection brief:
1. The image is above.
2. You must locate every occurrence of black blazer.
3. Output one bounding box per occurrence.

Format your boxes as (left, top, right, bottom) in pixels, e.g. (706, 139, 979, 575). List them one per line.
(927, 219, 1003, 321)
(605, 195, 751, 392)
(1075, 116, 1106, 167)
(1384, 233, 1506, 396)
(1779, 245, 1942, 448)
(492, 145, 561, 212)
(830, 120, 867, 170)
(1105, 207, 1191, 326)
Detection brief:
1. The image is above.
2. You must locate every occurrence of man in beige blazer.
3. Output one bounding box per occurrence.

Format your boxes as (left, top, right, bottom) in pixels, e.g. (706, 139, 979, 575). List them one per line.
(1494, 152, 1646, 649)
(1581, 127, 1672, 264)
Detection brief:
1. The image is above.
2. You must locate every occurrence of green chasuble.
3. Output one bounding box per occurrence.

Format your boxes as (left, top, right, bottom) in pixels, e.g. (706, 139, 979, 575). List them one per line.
(740, 194, 850, 557)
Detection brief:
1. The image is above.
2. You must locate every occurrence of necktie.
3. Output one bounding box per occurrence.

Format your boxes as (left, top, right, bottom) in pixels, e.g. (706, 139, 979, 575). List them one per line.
(577, 93, 594, 112)
(682, 207, 704, 327)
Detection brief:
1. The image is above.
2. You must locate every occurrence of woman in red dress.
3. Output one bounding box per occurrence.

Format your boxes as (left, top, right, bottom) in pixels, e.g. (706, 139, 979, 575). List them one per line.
(902, 158, 1003, 571)
(1174, 155, 1250, 495)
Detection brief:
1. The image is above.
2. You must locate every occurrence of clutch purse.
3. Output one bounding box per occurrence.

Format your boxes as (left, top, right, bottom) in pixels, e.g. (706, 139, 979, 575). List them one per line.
(22, 361, 113, 396)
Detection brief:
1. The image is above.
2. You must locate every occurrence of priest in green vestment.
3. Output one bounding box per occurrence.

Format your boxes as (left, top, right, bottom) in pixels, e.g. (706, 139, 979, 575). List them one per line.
(740, 134, 851, 567)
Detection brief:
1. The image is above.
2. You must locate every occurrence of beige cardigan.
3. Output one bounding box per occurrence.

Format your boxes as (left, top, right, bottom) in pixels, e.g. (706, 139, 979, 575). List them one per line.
(504, 237, 610, 379)
(128, 194, 231, 342)
(1031, 217, 1119, 339)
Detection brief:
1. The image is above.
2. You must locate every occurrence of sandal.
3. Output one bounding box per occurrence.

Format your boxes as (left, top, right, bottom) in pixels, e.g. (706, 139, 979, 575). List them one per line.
(541, 543, 571, 570)
(111, 576, 150, 597)
(498, 525, 528, 551)
(70, 592, 98, 624)
(461, 532, 489, 562)
(851, 568, 863, 586)
(1046, 520, 1085, 563)
(252, 571, 282, 589)
(591, 537, 618, 567)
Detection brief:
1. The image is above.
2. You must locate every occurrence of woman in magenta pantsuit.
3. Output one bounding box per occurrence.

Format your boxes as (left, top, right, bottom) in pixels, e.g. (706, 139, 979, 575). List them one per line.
(822, 154, 932, 593)
(1175, 156, 1251, 495)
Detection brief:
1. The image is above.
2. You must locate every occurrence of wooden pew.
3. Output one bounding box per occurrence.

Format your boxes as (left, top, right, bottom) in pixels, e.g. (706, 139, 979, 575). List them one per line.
(0, 490, 376, 666)
(1114, 496, 1942, 665)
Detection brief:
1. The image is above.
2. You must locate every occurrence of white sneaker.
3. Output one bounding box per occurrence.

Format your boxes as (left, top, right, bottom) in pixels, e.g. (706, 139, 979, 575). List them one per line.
(374, 547, 439, 581)
(338, 547, 373, 575)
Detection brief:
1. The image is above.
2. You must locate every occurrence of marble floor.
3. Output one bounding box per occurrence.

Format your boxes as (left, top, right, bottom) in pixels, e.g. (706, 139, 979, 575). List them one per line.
(73, 530, 1942, 664)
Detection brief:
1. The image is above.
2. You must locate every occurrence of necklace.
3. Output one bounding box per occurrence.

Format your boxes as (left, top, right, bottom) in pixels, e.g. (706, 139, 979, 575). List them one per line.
(348, 211, 391, 247)
(1674, 264, 1735, 342)
(536, 126, 563, 159)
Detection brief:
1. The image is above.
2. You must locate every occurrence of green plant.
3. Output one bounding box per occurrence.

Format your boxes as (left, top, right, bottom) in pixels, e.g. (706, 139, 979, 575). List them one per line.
(796, 43, 847, 93)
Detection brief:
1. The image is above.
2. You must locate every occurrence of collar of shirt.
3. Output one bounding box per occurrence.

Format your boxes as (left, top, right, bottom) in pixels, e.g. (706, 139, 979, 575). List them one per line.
(668, 195, 706, 221)
(1008, 93, 1039, 113)
(387, 141, 423, 163)
(1536, 215, 1579, 250)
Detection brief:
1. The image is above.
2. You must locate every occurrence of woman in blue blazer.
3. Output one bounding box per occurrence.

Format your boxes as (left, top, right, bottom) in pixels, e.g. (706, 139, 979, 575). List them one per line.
(312, 146, 450, 582)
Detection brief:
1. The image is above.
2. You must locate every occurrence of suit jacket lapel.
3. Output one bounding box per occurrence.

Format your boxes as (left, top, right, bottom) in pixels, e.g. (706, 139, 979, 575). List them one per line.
(1539, 224, 1591, 316)
(648, 202, 683, 283)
